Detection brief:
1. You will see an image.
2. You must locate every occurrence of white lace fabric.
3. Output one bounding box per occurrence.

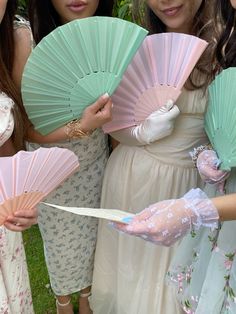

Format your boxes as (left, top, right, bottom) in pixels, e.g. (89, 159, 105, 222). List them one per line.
(0, 92, 14, 146)
(115, 188, 219, 247)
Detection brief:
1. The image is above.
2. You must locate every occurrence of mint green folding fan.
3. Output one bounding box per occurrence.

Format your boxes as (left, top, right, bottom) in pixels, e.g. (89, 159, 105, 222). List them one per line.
(205, 67, 236, 171)
(22, 16, 148, 135)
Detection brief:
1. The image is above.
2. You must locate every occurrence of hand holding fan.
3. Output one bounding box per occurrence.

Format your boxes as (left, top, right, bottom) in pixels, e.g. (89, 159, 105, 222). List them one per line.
(205, 67, 236, 171)
(22, 16, 148, 135)
(0, 147, 79, 225)
(103, 33, 208, 133)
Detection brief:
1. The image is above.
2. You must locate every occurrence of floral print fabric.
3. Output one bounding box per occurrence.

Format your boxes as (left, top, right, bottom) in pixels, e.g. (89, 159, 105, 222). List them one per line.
(168, 169, 236, 314)
(0, 92, 33, 313)
(0, 228, 33, 314)
(29, 128, 109, 295)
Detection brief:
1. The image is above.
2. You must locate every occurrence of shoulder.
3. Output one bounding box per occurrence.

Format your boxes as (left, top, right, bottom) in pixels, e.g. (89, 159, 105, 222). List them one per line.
(12, 16, 32, 88)
(14, 15, 32, 49)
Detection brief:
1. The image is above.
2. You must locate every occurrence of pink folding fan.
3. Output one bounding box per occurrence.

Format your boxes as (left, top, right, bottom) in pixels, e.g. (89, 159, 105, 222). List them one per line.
(0, 147, 79, 225)
(103, 33, 208, 133)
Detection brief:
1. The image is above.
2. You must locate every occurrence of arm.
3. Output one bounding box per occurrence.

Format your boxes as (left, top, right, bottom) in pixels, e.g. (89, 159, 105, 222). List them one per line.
(12, 26, 32, 89)
(113, 190, 236, 246)
(212, 194, 236, 221)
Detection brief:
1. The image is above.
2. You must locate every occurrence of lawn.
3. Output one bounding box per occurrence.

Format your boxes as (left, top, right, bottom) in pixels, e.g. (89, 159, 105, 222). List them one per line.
(23, 225, 56, 314)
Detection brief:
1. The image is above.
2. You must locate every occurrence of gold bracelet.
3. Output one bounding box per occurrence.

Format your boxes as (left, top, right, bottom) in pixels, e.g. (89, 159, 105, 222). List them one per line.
(64, 119, 93, 139)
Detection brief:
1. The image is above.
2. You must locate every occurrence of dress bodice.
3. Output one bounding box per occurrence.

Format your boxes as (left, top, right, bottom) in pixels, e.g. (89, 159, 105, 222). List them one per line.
(0, 92, 14, 147)
(142, 88, 209, 167)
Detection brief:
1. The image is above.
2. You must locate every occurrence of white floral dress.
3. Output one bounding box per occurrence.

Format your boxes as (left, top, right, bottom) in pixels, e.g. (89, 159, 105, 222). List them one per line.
(29, 129, 109, 295)
(0, 92, 33, 314)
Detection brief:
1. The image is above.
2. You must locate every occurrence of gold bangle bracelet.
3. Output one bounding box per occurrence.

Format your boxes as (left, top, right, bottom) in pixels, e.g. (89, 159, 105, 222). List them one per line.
(64, 119, 93, 139)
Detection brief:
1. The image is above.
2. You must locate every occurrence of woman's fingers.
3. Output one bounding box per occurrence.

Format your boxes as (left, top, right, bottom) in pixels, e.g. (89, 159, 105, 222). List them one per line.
(4, 208, 38, 232)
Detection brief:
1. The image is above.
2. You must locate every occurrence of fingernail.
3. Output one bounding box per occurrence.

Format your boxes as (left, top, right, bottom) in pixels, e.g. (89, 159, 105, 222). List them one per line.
(102, 93, 109, 99)
(121, 216, 133, 224)
(111, 103, 114, 108)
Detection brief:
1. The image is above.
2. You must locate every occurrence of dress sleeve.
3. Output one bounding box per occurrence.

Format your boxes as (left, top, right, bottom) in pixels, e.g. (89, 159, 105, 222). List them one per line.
(0, 93, 14, 147)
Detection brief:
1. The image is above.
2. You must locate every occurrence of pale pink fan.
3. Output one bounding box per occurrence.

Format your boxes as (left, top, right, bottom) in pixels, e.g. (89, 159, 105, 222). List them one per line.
(0, 147, 79, 225)
(103, 33, 208, 133)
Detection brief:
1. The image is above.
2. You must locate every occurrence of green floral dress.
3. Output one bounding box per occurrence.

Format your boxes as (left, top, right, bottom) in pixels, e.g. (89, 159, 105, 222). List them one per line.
(168, 169, 236, 314)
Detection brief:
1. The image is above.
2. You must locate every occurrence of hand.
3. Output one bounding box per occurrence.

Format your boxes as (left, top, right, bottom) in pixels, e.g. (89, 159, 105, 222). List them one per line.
(80, 93, 113, 132)
(197, 150, 230, 192)
(112, 188, 219, 246)
(4, 208, 38, 232)
(132, 100, 180, 144)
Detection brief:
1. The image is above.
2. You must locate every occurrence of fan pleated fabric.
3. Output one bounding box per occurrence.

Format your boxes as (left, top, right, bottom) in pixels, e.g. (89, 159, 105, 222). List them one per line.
(22, 17, 148, 135)
(205, 67, 236, 171)
(103, 33, 208, 133)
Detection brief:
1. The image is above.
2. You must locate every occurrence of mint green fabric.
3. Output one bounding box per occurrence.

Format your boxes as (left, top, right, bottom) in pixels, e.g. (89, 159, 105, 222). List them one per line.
(22, 17, 148, 135)
(168, 169, 236, 314)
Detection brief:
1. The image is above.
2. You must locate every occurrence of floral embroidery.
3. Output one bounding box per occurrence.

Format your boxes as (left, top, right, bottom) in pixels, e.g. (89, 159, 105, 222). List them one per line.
(0, 227, 33, 313)
(221, 252, 236, 311)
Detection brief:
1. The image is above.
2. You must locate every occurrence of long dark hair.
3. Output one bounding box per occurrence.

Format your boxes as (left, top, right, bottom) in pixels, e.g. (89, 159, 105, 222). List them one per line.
(0, 0, 25, 151)
(215, 0, 236, 68)
(132, 0, 215, 90)
(29, 0, 115, 44)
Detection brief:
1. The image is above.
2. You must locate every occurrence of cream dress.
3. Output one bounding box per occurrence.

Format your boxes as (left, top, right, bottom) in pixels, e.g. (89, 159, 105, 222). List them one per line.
(0, 92, 33, 313)
(91, 88, 208, 314)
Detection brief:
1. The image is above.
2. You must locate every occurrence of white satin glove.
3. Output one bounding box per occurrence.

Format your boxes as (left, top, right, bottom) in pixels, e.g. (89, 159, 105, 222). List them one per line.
(196, 150, 230, 193)
(113, 188, 219, 247)
(132, 100, 180, 144)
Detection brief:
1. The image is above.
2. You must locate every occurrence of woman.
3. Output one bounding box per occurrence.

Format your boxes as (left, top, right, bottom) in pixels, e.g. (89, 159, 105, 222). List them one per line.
(27, 1, 114, 313)
(114, 1, 236, 312)
(91, 1, 215, 313)
(0, 1, 37, 312)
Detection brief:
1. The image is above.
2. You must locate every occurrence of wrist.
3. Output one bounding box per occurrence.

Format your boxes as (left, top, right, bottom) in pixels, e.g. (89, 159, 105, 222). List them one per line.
(79, 119, 93, 133)
(189, 144, 212, 168)
(183, 188, 219, 229)
(64, 119, 93, 139)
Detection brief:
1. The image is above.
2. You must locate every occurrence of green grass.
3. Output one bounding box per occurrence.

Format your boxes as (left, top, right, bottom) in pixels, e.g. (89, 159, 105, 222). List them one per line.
(23, 225, 56, 314)
(23, 225, 79, 313)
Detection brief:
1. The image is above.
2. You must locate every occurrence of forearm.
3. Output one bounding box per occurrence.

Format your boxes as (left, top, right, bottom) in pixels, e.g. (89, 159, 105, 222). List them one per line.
(212, 194, 236, 221)
(27, 125, 68, 144)
(27, 118, 91, 144)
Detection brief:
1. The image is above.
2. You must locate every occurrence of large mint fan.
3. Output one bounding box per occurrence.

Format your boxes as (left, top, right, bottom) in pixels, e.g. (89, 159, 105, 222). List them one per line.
(205, 68, 236, 171)
(22, 17, 148, 135)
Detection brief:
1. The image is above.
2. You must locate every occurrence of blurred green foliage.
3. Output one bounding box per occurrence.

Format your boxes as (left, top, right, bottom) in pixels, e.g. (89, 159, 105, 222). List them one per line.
(114, 0, 132, 20)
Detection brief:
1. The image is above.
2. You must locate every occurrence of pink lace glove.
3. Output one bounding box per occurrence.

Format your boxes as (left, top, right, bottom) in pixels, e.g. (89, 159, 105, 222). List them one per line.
(196, 150, 230, 193)
(113, 189, 219, 246)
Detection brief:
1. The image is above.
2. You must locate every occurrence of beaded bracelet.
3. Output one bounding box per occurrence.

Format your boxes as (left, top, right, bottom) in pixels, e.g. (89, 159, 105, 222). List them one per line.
(189, 143, 212, 167)
(64, 119, 93, 139)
